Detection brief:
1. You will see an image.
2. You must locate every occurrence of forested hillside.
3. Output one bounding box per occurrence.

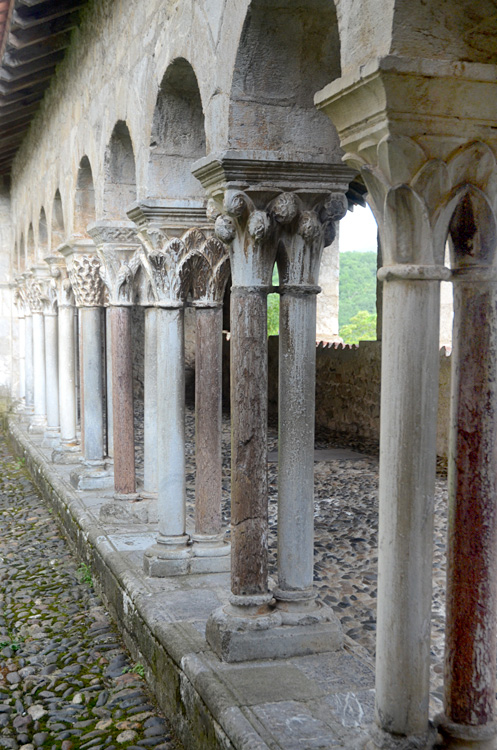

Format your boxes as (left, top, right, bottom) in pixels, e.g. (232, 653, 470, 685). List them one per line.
(339, 251, 377, 342)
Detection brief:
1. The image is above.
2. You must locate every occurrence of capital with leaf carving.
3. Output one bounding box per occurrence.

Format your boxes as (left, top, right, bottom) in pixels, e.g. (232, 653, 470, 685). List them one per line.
(59, 237, 104, 308)
(87, 221, 141, 307)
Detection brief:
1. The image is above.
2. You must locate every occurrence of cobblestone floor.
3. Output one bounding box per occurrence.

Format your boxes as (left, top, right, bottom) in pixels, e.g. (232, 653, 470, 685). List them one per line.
(0, 438, 181, 750)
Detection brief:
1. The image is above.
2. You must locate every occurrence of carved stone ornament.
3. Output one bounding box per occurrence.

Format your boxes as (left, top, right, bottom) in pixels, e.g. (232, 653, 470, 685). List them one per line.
(26, 274, 50, 314)
(190, 235, 231, 306)
(349, 136, 497, 271)
(87, 222, 142, 307)
(45, 256, 74, 308)
(13, 279, 28, 315)
(68, 255, 105, 308)
(137, 227, 211, 307)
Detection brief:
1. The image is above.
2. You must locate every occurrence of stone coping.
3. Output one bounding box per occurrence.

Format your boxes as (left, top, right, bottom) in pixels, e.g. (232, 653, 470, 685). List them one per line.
(5, 412, 376, 750)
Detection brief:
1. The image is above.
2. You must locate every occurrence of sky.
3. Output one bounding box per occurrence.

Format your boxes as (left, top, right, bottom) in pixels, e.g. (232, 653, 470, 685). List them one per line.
(339, 204, 378, 253)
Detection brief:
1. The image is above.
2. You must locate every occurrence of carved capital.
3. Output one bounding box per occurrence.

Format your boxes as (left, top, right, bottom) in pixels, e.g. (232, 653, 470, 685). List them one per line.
(87, 221, 141, 306)
(26, 267, 51, 314)
(69, 255, 105, 308)
(13, 278, 28, 316)
(45, 255, 74, 309)
(316, 60, 497, 270)
(138, 227, 208, 307)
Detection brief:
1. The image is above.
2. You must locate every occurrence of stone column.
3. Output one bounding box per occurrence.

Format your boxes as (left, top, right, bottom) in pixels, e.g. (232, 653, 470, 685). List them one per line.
(190, 234, 231, 572)
(142, 306, 157, 497)
(89, 221, 141, 500)
(23, 273, 34, 415)
(436, 193, 497, 750)
(272, 192, 346, 650)
(130, 201, 210, 574)
(193, 152, 354, 661)
(62, 240, 113, 490)
(27, 265, 51, 434)
(41, 270, 60, 448)
(13, 281, 26, 408)
(47, 253, 80, 464)
(105, 307, 113, 459)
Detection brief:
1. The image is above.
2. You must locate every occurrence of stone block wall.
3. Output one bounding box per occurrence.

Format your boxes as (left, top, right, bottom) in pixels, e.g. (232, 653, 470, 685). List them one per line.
(265, 338, 452, 459)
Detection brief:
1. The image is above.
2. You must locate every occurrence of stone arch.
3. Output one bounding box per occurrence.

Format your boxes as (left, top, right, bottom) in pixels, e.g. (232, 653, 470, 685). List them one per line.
(27, 224, 35, 268)
(103, 120, 137, 218)
(38, 207, 48, 260)
(147, 58, 206, 199)
(74, 156, 96, 235)
(51, 189, 65, 249)
(228, 0, 341, 154)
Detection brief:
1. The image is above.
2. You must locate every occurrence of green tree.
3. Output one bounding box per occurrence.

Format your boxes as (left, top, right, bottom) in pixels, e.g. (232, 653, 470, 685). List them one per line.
(267, 266, 279, 336)
(339, 251, 377, 328)
(340, 310, 377, 345)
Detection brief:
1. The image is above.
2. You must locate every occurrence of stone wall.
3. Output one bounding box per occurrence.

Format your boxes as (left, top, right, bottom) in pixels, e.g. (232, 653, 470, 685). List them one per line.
(266, 338, 452, 459)
(0, 183, 13, 406)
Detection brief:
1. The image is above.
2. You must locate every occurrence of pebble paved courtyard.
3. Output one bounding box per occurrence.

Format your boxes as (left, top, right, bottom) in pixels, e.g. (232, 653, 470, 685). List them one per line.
(0, 437, 181, 750)
(0, 403, 452, 749)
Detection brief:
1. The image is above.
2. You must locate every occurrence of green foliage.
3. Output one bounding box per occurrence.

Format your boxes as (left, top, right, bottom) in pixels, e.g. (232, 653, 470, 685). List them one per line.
(267, 294, 279, 336)
(340, 310, 377, 345)
(122, 662, 145, 678)
(339, 251, 377, 329)
(267, 265, 279, 336)
(77, 562, 93, 587)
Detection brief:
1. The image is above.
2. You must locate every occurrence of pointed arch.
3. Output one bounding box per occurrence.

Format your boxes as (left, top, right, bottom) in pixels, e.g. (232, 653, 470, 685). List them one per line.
(147, 58, 206, 199)
(27, 224, 35, 267)
(103, 120, 137, 218)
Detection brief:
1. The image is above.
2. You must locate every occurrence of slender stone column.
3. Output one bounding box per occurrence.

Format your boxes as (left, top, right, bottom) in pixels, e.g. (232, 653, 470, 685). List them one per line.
(105, 308, 113, 459)
(272, 193, 345, 641)
(193, 152, 354, 661)
(27, 266, 51, 433)
(143, 306, 157, 497)
(371, 266, 443, 748)
(129, 200, 213, 572)
(47, 254, 80, 464)
(89, 221, 141, 500)
(61, 240, 113, 490)
(41, 268, 60, 448)
(21, 272, 34, 414)
(13, 280, 26, 408)
(436, 195, 497, 750)
(190, 234, 231, 571)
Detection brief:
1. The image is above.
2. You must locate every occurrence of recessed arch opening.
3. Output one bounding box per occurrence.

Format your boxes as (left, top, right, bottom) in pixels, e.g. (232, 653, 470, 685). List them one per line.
(147, 58, 206, 199)
(38, 207, 48, 260)
(51, 189, 65, 248)
(27, 224, 35, 268)
(228, 0, 341, 154)
(103, 121, 137, 219)
(74, 156, 96, 235)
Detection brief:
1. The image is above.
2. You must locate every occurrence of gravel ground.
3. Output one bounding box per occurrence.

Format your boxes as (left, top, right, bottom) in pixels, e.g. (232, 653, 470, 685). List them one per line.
(0, 438, 181, 750)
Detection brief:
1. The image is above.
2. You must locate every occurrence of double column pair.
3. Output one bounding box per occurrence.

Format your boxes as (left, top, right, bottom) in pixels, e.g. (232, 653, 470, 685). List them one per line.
(193, 152, 352, 660)
(317, 63, 497, 749)
(129, 200, 231, 574)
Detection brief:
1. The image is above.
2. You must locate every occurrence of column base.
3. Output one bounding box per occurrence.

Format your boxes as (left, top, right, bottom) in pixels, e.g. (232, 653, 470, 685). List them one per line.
(143, 537, 191, 577)
(206, 593, 342, 662)
(28, 416, 46, 434)
(42, 427, 60, 449)
(70, 460, 114, 490)
(191, 533, 231, 573)
(434, 714, 497, 749)
(366, 722, 438, 750)
(52, 441, 81, 464)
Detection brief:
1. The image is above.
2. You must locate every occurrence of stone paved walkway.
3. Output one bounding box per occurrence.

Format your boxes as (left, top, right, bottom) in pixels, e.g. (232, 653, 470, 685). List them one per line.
(0, 439, 181, 750)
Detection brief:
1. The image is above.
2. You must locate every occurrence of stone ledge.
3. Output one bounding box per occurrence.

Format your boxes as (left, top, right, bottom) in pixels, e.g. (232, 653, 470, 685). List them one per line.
(4, 412, 376, 750)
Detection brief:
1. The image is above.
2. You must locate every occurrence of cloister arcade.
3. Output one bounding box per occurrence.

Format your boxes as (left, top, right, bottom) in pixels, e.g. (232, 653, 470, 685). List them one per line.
(1, 0, 497, 748)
